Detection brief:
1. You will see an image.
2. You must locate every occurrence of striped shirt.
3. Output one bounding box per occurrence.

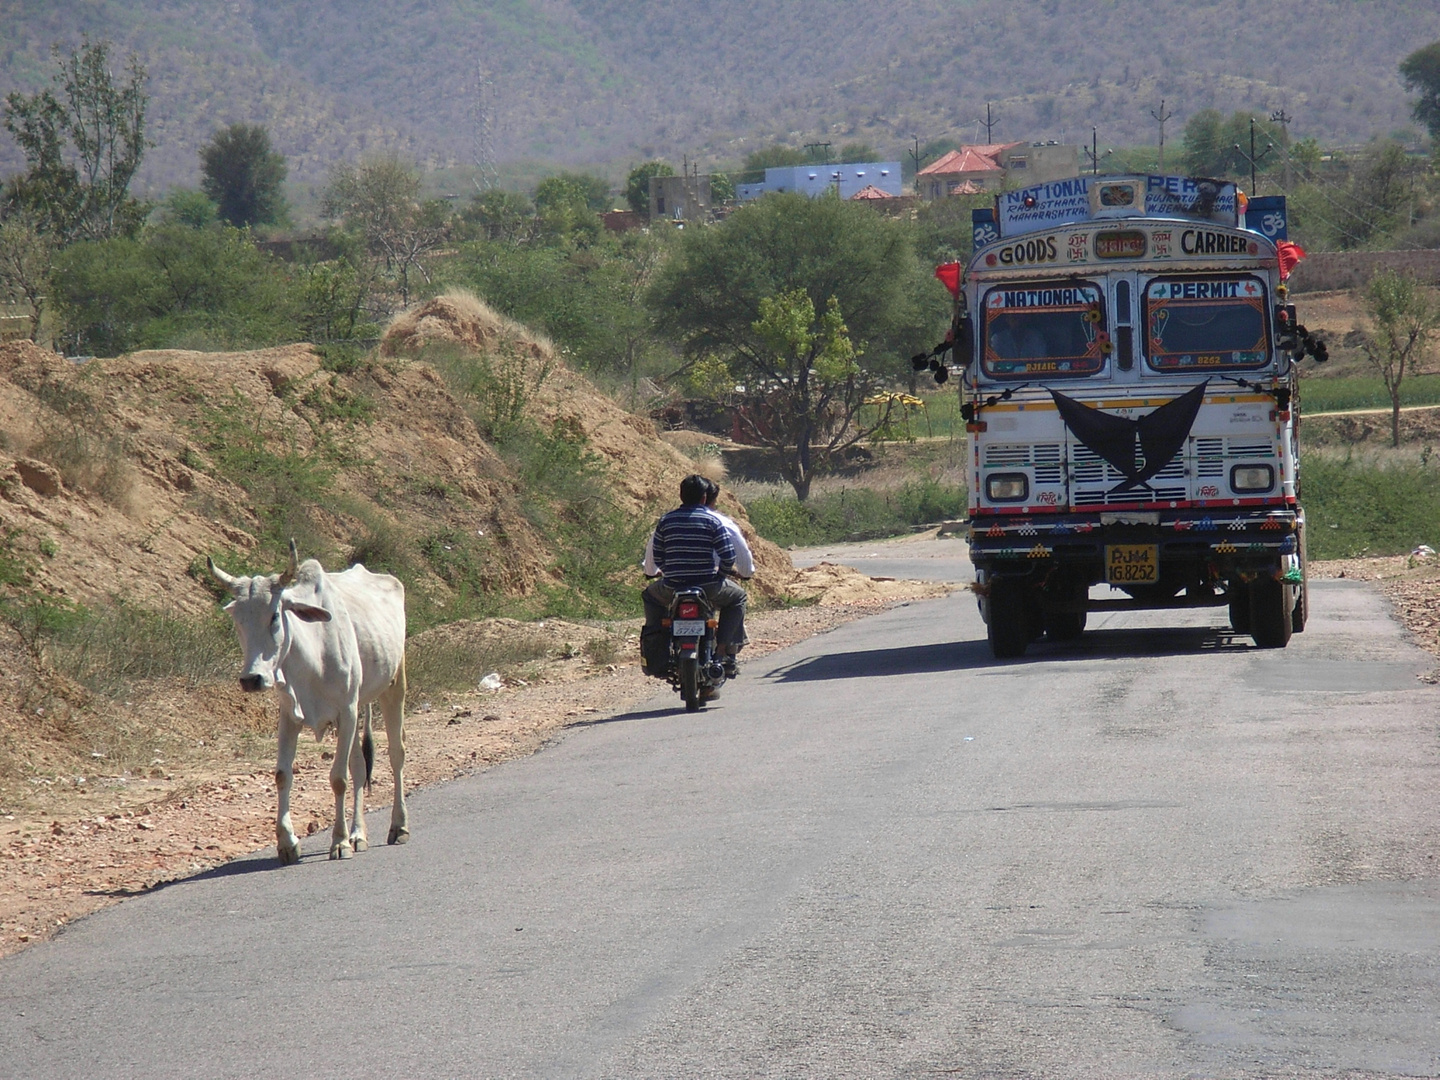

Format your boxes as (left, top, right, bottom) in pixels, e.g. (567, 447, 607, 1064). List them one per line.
(651, 505, 736, 587)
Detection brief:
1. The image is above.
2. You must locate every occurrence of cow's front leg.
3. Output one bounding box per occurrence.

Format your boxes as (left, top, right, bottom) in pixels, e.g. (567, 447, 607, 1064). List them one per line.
(275, 713, 302, 866)
(329, 703, 357, 860)
(347, 706, 370, 852)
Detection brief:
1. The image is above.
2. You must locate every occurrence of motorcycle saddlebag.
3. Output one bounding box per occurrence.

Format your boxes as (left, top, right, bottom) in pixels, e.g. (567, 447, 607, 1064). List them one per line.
(639, 624, 670, 678)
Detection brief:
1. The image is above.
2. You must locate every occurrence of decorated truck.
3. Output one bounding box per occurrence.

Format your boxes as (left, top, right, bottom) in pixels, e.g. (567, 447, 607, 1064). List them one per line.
(914, 175, 1326, 658)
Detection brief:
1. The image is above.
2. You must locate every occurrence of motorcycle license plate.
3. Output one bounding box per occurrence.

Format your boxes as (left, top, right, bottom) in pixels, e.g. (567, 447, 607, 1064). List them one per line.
(671, 619, 707, 636)
(1106, 544, 1159, 585)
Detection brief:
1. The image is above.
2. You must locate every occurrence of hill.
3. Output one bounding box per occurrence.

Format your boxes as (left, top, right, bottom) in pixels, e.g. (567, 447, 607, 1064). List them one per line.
(1, 1, 1437, 190)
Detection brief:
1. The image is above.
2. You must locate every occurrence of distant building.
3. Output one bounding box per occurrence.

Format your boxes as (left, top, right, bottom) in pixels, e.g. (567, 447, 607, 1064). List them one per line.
(735, 161, 904, 201)
(917, 142, 1079, 200)
(602, 209, 646, 232)
(649, 173, 712, 222)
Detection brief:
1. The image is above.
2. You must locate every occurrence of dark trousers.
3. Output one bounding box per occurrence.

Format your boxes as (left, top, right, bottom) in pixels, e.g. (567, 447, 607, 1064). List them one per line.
(642, 578, 749, 652)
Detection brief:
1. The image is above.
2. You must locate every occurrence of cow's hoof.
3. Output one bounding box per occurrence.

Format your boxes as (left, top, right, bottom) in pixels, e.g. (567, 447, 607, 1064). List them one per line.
(277, 842, 300, 866)
(329, 840, 352, 860)
(387, 826, 410, 845)
(351, 836, 368, 853)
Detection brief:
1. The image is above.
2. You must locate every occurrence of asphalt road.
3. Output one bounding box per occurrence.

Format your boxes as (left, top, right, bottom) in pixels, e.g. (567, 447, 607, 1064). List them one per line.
(3, 537, 1439, 1079)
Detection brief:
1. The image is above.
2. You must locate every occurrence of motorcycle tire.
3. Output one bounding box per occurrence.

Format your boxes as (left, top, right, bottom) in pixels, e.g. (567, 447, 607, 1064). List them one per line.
(678, 654, 702, 712)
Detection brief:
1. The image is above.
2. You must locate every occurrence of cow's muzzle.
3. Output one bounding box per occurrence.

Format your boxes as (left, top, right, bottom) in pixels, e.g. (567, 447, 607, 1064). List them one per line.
(238, 673, 270, 693)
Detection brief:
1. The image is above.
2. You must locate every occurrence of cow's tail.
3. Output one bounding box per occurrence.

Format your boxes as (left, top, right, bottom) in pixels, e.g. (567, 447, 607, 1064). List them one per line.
(362, 705, 375, 792)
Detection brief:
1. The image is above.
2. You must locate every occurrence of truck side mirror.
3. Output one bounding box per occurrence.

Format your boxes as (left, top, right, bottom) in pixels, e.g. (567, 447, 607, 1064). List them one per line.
(955, 316, 974, 367)
(1274, 304, 1299, 352)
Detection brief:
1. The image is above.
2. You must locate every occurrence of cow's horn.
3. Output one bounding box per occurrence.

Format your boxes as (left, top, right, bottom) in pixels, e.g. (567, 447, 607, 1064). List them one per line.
(207, 557, 243, 594)
(277, 538, 300, 586)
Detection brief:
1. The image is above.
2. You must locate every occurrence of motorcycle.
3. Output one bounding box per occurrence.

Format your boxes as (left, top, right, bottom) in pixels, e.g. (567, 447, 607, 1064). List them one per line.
(664, 587, 727, 712)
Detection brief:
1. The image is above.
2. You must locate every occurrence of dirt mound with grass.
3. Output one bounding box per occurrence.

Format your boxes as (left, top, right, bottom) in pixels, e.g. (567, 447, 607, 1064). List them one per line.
(380, 290, 800, 599)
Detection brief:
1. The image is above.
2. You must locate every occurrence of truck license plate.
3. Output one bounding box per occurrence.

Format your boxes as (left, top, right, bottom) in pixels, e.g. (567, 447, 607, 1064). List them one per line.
(1106, 544, 1159, 585)
(671, 619, 707, 636)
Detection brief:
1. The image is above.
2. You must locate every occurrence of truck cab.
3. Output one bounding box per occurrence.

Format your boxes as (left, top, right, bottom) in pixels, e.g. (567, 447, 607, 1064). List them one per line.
(928, 176, 1320, 658)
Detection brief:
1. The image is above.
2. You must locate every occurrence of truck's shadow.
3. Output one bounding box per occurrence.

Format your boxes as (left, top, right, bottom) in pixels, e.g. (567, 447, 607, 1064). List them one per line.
(765, 625, 1251, 683)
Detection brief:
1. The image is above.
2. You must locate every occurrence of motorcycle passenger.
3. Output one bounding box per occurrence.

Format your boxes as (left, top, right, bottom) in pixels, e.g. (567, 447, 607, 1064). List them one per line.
(642, 474, 749, 677)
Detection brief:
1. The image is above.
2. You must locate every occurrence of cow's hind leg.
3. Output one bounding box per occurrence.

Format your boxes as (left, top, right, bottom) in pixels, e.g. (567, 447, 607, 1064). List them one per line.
(382, 657, 409, 845)
(275, 712, 302, 866)
(329, 703, 358, 860)
(347, 706, 372, 852)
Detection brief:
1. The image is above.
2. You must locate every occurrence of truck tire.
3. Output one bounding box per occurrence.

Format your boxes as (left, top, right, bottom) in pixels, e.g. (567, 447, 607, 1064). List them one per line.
(1290, 582, 1307, 633)
(987, 579, 1031, 659)
(1227, 582, 1251, 634)
(1249, 577, 1293, 649)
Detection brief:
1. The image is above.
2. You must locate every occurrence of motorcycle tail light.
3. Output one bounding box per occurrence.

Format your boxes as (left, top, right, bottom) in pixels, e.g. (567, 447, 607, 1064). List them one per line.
(677, 601, 701, 619)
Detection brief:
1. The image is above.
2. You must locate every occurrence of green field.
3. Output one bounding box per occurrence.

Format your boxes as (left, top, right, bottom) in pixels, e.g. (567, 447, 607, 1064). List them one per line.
(1300, 374, 1440, 414)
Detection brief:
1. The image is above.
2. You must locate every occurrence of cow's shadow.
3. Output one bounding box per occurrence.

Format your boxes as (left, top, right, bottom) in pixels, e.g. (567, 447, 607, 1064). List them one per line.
(82, 849, 296, 899)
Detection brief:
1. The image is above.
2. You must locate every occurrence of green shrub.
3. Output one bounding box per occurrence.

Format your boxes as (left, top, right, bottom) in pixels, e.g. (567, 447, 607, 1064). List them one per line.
(1303, 453, 1440, 559)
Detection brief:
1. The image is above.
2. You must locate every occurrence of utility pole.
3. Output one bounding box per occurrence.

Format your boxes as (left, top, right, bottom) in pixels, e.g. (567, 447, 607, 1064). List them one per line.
(979, 102, 999, 143)
(909, 135, 922, 193)
(1150, 99, 1173, 173)
(1233, 116, 1274, 194)
(1269, 107, 1292, 190)
(1083, 127, 1112, 176)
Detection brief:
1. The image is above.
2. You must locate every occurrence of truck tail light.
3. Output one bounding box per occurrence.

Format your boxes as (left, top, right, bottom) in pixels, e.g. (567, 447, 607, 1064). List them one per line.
(1230, 464, 1275, 493)
(986, 473, 1029, 502)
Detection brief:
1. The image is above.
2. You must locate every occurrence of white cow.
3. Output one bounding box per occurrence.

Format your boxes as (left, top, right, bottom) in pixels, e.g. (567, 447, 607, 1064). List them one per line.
(209, 540, 409, 864)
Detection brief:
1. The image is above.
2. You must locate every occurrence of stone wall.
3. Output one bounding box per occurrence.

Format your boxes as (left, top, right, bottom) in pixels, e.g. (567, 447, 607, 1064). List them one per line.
(1288, 250, 1440, 293)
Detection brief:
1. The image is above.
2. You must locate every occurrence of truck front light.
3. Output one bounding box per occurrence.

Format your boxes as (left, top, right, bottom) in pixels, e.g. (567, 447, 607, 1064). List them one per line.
(1231, 464, 1275, 493)
(986, 473, 1029, 502)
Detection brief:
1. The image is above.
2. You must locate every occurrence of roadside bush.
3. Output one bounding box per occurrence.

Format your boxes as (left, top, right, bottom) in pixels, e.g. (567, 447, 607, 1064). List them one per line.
(1303, 452, 1440, 559)
(746, 479, 965, 547)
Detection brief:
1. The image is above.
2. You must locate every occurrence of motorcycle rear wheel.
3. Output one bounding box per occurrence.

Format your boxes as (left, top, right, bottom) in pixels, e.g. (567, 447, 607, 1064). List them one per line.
(678, 654, 702, 712)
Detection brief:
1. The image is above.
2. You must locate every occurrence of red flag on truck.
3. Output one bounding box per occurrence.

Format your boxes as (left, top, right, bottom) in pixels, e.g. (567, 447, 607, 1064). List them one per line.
(1276, 240, 1307, 280)
(935, 262, 961, 298)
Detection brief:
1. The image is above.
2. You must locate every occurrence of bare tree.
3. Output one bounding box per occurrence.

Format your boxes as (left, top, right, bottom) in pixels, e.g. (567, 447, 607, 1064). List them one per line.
(323, 156, 447, 307)
(0, 217, 55, 342)
(1358, 269, 1439, 447)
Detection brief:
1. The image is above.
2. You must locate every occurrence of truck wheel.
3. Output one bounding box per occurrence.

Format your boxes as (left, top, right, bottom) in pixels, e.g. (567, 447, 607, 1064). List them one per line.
(987, 580, 1030, 659)
(1249, 577, 1293, 649)
(1227, 582, 1251, 634)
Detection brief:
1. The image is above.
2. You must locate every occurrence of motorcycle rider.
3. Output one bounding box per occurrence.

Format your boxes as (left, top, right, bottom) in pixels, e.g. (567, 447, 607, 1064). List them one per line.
(642, 474, 749, 678)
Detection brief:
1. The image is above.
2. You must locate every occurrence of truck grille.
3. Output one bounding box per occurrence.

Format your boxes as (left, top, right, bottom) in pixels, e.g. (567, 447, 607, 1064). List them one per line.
(1070, 443, 1187, 505)
(982, 442, 1064, 485)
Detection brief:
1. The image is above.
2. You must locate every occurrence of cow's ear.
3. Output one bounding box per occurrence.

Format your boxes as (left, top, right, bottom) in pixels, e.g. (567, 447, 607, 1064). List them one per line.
(285, 601, 332, 623)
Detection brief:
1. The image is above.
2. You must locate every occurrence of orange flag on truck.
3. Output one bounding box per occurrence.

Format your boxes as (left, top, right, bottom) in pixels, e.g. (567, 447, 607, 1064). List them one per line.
(1276, 240, 1307, 280)
(935, 262, 962, 298)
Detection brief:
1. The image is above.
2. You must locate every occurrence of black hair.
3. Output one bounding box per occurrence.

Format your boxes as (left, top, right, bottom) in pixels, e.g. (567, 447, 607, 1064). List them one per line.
(679, 474, 710, 505)
(703, 478, 720, 504)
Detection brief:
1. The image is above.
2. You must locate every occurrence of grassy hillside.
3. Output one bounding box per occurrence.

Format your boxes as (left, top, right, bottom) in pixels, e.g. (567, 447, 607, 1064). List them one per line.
(1, 0, 1436, 190)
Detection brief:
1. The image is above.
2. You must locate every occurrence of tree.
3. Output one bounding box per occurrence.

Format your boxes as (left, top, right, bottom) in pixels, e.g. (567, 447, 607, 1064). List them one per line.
(532, 173, 606, 247)
(0, 216, 55, 341)
(159, 188, 219, 229)
(463, 189, 533, 244)
(200, 123, 288, 228)
(535, 172, 611, 213)
(647, 191, 946, 499)
(1400, 41, 1440, 143)
(323, 156, 447, 306)
(624, 161, 673, 214)
(1358, 269, 1439, 447)
(709, 172, 735, 204)
(837, 142, 876, 163)
(2, 38, 149, 241)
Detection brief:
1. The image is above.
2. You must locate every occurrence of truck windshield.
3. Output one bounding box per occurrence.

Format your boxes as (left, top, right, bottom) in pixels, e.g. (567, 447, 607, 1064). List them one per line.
(1144, 275, 1269, 371)
(980, 282, 1106, 379)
